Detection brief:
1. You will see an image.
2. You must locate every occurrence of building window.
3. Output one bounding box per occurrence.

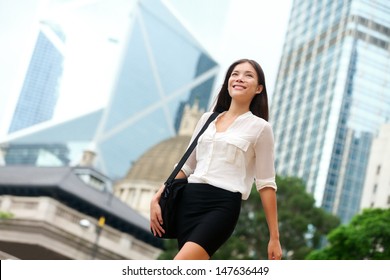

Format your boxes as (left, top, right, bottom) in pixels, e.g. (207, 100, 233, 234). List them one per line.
(376, 165, 381, 175)
(373, 184, 377, 193)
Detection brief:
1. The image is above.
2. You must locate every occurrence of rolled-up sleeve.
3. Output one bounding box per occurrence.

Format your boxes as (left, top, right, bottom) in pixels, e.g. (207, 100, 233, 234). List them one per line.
(254, 122, 277, 191)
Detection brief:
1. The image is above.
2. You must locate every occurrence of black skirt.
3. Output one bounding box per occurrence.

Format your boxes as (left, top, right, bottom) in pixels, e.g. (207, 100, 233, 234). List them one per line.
(176, 183, 242, 257)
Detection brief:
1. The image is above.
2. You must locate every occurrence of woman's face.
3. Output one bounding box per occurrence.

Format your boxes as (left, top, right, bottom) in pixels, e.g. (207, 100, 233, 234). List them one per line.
(228, 62, 263, 103)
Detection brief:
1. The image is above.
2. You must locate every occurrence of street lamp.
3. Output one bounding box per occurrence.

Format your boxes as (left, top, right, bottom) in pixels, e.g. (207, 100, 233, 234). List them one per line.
(91, 216, 105, 260)
(79, 219, 91, 228)
(77, 218, 92, 260)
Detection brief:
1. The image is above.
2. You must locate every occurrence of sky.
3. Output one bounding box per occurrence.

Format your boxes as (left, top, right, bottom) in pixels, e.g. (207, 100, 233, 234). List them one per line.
(0, 0, 292, 136)
(168, 0, 293, 100)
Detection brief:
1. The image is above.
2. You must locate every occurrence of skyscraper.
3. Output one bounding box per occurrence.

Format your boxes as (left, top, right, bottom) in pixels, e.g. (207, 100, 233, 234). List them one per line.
(270, 0, 390, 223)
(1, 0, 219, 180)
(8, 21, 65, 133)
(0, 0, 43, 137)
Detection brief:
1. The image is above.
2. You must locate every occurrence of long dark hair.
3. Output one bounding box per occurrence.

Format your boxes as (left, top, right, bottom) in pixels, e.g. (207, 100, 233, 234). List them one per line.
(212, 58, 269, 121)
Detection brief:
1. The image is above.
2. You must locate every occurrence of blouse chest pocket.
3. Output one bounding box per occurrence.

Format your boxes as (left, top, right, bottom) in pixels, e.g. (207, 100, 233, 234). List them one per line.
(225, 137, 250, 164)
(196, 134, 213, 160)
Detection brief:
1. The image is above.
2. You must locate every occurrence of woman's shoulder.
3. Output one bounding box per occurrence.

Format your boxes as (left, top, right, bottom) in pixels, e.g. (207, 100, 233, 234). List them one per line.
(202, 111, 215, 118)
(192, 111, 215, 128)
(247, 112, 270, 127)
(199, 111, 218, 122)
(246, 114, 274, 138)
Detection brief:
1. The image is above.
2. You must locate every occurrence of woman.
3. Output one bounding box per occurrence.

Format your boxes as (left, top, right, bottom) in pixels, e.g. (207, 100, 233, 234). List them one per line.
(150, 59, 282, 260)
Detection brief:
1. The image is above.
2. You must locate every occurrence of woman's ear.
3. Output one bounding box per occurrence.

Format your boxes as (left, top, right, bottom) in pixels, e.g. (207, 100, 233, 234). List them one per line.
(256, 85, 264, 94)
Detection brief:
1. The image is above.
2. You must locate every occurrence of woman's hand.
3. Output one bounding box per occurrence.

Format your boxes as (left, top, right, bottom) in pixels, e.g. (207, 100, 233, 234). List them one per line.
(268, 238, 282, 260)
(150, 185, 165, 237)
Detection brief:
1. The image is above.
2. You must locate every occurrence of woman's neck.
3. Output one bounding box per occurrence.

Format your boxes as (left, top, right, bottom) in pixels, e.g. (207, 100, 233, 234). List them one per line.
(225, 102, 250, 118)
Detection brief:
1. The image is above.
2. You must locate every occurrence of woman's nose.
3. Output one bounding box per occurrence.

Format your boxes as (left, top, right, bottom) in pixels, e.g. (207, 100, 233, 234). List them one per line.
(235, 76, 244, 82)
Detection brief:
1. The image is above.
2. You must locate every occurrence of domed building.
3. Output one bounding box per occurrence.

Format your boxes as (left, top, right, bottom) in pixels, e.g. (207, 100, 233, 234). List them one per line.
(114, 102, 205, 217)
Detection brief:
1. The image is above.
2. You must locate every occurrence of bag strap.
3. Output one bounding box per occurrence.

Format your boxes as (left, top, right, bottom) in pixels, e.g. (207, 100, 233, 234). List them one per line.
(165, 111, 219, 185)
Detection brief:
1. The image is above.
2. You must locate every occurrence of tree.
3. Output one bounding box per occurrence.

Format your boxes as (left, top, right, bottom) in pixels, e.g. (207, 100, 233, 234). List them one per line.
(158, 175, 340, 259)
(157, 239, 178, 260)
(307, 208, 390, 260)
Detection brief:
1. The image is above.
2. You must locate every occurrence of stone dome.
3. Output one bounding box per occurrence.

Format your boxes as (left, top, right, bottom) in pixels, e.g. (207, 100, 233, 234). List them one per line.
(124, 135, 191, 183)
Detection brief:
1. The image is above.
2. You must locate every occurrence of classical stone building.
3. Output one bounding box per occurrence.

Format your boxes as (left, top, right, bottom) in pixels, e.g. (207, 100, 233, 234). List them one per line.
(114, 102, 204, 217)
(0, 164, 162, 259)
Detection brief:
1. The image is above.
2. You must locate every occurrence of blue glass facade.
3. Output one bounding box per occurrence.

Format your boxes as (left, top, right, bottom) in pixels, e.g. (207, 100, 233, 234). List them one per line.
(271, 0, 390, 223)
(8, 22, 65, 133)
(2, 0, 219, 180)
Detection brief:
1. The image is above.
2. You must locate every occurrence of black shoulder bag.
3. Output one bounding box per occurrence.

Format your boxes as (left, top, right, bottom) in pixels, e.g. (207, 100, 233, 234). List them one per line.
(155, 111, 219, 239)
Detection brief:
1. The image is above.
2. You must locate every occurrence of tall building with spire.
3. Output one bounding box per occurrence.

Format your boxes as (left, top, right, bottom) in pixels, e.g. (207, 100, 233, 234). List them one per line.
(270, 0, 390, 223)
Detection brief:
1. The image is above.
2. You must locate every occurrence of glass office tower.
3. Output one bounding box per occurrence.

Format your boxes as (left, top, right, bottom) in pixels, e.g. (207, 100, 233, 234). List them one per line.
(270, 0, 390, 223)
(8, 22, 65, 133)
(2, 0, 219, 180)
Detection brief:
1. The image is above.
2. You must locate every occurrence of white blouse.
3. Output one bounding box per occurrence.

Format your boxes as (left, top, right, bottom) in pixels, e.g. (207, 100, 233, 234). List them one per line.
(181, 111, 277, 200)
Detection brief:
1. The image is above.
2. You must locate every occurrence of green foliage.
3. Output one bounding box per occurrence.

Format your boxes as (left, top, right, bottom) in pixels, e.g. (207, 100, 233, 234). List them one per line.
(157, 239, 177, 260)
(0, 211, 14, 219)
(307, 208, 390, 260)
(158, 175, 340, 260)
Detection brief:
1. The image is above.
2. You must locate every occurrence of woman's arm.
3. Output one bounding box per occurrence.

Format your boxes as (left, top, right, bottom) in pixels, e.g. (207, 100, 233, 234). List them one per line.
(259, 187, 282, 259)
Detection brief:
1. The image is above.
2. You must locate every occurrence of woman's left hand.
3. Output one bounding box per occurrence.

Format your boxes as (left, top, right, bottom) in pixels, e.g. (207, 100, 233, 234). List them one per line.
(150, 185, 165, 237)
